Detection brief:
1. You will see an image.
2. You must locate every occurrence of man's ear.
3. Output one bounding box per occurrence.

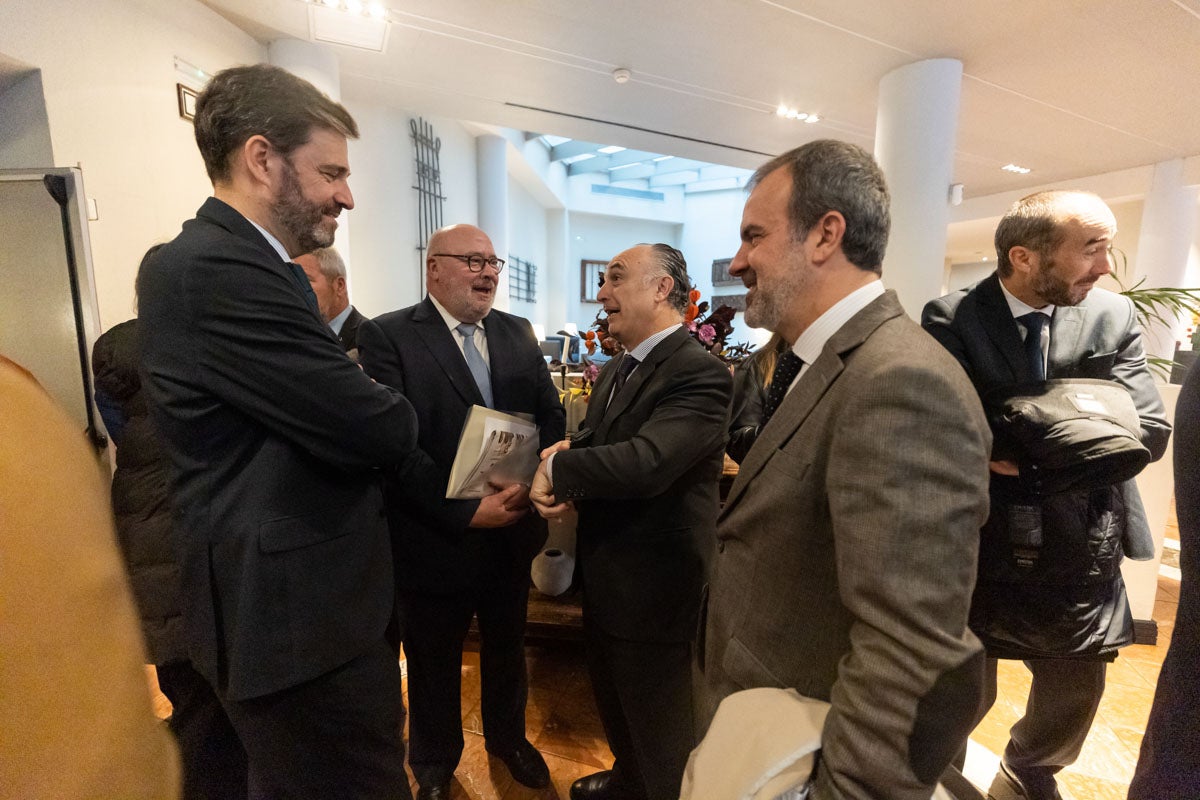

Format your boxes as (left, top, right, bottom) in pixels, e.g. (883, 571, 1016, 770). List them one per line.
(807, 210, 846, 265)
(240, 135, 275, 188)
(1008, 245, 1038, 275)
(334, 275, 348, 297)
(655, 274, 674, 303)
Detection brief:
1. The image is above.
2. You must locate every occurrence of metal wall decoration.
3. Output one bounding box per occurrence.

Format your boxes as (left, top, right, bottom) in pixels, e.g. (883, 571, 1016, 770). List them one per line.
(712, 293, 747, 312)
(410, 117, 445, 293)
(508, 256, 537, 303)
(711, 257, 738, 286)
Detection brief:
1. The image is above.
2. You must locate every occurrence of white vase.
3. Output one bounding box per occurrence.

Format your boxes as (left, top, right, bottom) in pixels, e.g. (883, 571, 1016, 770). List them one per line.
(531, 548, 575, 596)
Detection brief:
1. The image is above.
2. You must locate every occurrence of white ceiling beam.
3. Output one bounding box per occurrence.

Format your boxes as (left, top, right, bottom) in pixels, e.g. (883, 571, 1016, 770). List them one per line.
(550, 140, 603, 161)
(649, 170, 701, 187)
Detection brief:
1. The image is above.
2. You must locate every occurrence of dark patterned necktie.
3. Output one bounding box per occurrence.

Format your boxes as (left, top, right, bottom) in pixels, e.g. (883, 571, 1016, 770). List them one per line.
(611, 355, 640, 400)
(1017, 312, 1047, 381)
(761, 351, 804, 425)
(286, 262, 320, 315)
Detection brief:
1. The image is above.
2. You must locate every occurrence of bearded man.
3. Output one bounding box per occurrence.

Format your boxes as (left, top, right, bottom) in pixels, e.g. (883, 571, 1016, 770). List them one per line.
(922, 190, 1170, 800)
(138, 63, 420, 799)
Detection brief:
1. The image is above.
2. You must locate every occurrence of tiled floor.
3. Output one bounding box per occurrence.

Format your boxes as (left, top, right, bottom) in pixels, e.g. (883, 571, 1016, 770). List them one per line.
(146, 540, 1181, 800)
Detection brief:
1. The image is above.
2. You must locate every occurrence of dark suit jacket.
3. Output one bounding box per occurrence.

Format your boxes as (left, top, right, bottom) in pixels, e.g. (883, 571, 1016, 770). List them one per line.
(702, 291, 992, 800)
(922, 273, 1171, 659)
(138, 197, 419, 701)
(357, 299, 565, 592)
(552, 327, 732, 643)
(339, 305, 365, 353)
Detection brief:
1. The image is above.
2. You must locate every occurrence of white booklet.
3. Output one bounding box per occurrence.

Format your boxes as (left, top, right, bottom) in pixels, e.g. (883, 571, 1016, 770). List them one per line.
(446, 405, 541, 499)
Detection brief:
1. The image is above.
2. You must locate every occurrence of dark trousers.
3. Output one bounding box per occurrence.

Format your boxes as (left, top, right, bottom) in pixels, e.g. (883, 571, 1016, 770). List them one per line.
(157, 659, 249, 800)
(218, 640, 412, 800)
(584, 617, 696, 800)
(978, 657, 1106, 796)
(403, 578, 532, 787)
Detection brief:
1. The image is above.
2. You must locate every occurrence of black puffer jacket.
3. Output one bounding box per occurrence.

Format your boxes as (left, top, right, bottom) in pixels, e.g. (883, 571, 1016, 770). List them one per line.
(93, 319, 185, 664)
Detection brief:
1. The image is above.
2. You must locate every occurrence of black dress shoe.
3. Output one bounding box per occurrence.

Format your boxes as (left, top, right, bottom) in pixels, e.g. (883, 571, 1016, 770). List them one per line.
(570, 770, 614, 800)
(987, 762, 1063, 800)
(416, 782, 452, 800)
(486, 739, 551, 788)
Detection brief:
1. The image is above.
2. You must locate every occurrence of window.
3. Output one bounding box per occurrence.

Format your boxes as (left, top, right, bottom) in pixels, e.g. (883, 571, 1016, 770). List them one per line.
(508, 256, 537, 303)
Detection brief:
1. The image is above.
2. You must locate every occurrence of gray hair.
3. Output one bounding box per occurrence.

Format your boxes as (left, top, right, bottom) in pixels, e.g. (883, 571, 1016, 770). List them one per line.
(646, 243, 691, 315)
(194, 63, 358, 184)
(310, 247, 347, 282)
(750, 139, 890, 274)
(994, 190, 1097, 277)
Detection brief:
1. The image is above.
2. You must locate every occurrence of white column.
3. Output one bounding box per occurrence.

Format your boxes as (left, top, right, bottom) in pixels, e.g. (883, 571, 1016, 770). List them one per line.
(477, 134, 510, 311)
(545, 209, 570, 333)
(874, 59, 963, 317)
(1134, 158, 1200, 360)
(268, 40, 353, 279)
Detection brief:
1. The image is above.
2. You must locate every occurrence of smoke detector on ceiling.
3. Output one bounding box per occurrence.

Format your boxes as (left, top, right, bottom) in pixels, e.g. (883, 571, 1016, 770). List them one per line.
(612, 68, 632, 84)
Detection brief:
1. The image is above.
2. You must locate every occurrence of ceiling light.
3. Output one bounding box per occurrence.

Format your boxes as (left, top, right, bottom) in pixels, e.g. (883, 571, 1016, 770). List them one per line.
(344, 0, 363, 12)
(1002, 163, 1031, 174)
(598, 146, 626, 154)
(366, 2, 387, 18)
(321, 0, 338, 7)
(652, 155, 674, 162)
(777, 105, 817, 123)
(561, 153, 595, 165)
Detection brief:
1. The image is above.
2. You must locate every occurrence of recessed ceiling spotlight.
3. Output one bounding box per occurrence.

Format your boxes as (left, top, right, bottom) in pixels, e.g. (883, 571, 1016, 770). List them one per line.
(321, 0, 339, 7)
(344, 0, 363, 12)
(598, 146, 626, 154)
(776, 105, 818, 123)
(1002, 163, 1031, 174)
(366, 2, 387, 18)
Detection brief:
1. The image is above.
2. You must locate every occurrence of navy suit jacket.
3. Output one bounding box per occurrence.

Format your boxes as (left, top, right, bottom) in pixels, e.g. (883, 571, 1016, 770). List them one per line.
(139, 197, 419, 700)
(357, 298, 565, 592)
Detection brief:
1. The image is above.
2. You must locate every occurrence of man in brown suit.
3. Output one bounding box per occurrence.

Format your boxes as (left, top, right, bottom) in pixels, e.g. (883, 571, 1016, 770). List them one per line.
(699, 140, 992, 800)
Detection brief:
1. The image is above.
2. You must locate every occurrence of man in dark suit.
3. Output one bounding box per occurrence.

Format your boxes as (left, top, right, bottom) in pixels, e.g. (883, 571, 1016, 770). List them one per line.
(700, 140, 992, 800)
(1130, 363, 1198, 798)
(922, 190, 1171, 800)
(138, 63, 420, 799)
(358, 224, 565, 800)
(530, 243, 732, 800)
(296, 246, 365, 357)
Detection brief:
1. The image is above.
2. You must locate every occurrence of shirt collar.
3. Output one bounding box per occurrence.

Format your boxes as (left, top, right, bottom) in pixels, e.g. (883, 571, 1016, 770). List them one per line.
(627, 323, 682, 363)
(999, 276, 1055, 320)
(428, 294, 485, 334)
(329, 304, 353, 335)
(792, 280, 885, 365)
(247, 219, 292, 264)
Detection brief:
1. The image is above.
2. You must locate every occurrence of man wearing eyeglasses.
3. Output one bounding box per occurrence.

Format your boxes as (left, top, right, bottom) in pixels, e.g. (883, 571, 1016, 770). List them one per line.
(359, 224, 565, 800)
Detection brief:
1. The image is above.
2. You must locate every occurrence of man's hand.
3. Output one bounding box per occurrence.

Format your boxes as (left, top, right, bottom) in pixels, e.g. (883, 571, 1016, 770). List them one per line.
(531, 459, 572, 520)
(989, 459, 1020, 476)
(469, 483, 529, 528)
(540, 439, 571, 460)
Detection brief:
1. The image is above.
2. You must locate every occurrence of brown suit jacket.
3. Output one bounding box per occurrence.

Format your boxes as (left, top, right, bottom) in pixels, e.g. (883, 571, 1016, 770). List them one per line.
(700, 291, 992, 800)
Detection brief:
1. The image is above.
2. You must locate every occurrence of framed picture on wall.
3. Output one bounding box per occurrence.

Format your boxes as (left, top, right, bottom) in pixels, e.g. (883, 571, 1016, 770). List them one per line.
(712, 293, 747, 313)
(581, 259, 606, 302)
(712, 257, 738, 286)
(177, 83, 199, 121)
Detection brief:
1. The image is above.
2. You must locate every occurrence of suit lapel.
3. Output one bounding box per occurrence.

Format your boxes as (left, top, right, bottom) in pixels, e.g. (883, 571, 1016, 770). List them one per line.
(582, 359, 618, 434)
(484, 314, 519, 410)
(597, 329, 690, 440)
(1048, 305, 1086, 378)
(720, 291, 903, 516)
(978, 273, 1029, 382)
(412, 298, 486, 407)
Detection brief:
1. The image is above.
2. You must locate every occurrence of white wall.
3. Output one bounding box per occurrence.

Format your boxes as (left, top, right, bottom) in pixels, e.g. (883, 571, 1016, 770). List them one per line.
(0, 0, 265, 328)
(344, 101, 478, 317)
(563, 212, 682, 334)
(507, 179, 548, 327)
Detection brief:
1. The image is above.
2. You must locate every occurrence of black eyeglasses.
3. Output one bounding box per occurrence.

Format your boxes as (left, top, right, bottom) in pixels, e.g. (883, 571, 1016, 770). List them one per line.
(432, 253, 505, 273)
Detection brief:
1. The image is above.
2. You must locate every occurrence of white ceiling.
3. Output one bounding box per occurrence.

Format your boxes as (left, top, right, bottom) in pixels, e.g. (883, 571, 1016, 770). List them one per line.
(201, 0, 1200, 198)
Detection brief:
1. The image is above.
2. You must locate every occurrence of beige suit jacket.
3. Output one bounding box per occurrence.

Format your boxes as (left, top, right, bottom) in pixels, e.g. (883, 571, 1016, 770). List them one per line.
(701, 291, 991, 800)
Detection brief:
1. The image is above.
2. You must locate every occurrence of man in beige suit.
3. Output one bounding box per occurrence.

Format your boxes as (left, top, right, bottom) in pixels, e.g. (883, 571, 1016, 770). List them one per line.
(699, 139, 993, 800)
